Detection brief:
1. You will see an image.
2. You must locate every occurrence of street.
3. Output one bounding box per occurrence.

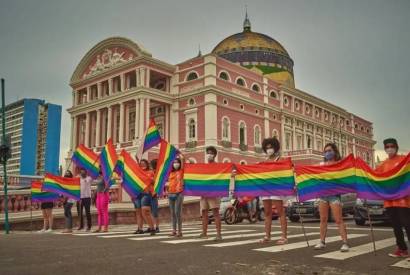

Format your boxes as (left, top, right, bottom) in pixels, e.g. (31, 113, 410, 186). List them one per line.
(0, 218, 409, 275)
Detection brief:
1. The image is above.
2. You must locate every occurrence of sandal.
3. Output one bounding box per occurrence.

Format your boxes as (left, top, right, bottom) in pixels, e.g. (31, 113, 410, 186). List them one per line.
(259, 236, 271, 244)
(168, 232, 177, 237)
(276, 238, 288, 245)
(176, 232, 183, 238)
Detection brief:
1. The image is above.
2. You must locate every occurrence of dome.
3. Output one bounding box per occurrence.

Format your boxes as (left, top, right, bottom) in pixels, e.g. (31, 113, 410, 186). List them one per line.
(212, 13, 295, 87)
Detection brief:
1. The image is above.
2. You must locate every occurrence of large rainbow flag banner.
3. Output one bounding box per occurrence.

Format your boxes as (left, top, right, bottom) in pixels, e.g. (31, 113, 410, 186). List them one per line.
(42, 174, 81, 201)
(31, 181, 59, 202)
(136, 119, 162, 160)
(183, 163, 233, 197)
(116, 150, 150, 198)
(295, 154, 356, 202)
(153, 140, 178, 196)
(234, 159, 295, 197)
(355, 153, 410, 200)
(100, 138, 118, 185)
(72, 144, 100, 178)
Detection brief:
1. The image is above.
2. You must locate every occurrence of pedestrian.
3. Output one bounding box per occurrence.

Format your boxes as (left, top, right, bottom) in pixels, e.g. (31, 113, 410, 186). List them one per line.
(375, 138, 410, 259)
(62, 170, 75, 233)
(150, 159, 160, 233)
(314, 143, 349, 252)
(133, 159, 156, 235)
(94, 170, 110, 232)
(166, 155, 185, 237)
(38, 198, 54, 233)
(259, 137, 288, 245)
(77, 167, 92, 231)
(198, 146, 223, 241)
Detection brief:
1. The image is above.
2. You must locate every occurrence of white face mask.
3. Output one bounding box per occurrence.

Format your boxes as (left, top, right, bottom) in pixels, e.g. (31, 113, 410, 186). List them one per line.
(206, 154, 215, 161)
(385, 148, 397, 157)
(173, 163, 180, 170)
(266, 148, 275, 156)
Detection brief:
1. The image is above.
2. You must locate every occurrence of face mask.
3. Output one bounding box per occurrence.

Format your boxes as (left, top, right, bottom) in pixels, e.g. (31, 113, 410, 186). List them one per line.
(266, 148, 275, 156)
(206, 154, 214, 161)
(385, 147, 397, 156)
(173, 163, 181, 170)
(324, 151, 335, 161)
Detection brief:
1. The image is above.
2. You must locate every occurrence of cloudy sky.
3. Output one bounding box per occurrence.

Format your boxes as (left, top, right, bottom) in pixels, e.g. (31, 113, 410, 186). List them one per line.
(0, 0, 409, 162)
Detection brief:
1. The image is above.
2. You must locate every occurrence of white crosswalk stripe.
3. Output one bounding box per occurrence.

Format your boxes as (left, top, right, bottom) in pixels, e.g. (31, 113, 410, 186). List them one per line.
(204, 232, 319, 248)
(253, 234, 367, 253)
(391, 259, 410, 269)
(315, 237, 397, 260)
(162, 231, 271, 244)
(72, 227, 198, 237)
(103, 229, 215, 239)
(131, 230, 256, 241)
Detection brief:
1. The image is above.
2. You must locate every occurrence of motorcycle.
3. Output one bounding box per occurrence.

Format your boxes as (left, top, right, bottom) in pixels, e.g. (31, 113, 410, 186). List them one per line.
(223, 198, 260, 225)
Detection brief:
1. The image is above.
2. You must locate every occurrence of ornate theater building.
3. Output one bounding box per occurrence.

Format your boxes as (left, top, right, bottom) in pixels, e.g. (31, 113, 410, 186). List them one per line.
(67, 16, 375, 168)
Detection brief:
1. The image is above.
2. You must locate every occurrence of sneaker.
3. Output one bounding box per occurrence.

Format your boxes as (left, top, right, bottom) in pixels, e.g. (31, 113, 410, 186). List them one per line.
(134, 229, 144, 234)
(155, 227, 160, 233)
(37, 229, 46, 233)
(214, 235, 222, 242)
(197, 233, 208, 239)
(77, 227, 83, 231)
(340, 243, 350, 252)
(149, 228, 156, 236)
(388, 248, 409, 258)
(45, 229, 53, 233)
(314, 241, 326, 250)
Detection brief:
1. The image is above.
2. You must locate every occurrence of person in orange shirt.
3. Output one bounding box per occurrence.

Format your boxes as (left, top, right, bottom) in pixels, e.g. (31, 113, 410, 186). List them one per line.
(375, 138, 410, 258)
(166, 155, 185, 237)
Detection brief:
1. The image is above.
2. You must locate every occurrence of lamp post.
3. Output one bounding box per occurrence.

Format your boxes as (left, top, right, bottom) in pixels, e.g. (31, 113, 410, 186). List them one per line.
(1, 78, 10, 234)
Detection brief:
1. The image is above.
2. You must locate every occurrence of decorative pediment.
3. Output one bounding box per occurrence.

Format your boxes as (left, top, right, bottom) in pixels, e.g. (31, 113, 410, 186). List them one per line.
(70, 37, 151, 84)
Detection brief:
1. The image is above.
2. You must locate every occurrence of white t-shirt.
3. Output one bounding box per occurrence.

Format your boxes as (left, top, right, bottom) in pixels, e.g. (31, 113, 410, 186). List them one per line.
(80, 176, 92, 198)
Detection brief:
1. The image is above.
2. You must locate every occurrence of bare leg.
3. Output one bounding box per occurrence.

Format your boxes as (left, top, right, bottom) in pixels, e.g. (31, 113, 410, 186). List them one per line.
(272, 200, 287, 239)
(42, 209, 48, 230)
(319, 201, 329, 242)
(201, 209, 208, 236)
(47, 209, 53, 230)
(213, 208, 221, 236)
(263, 200, 273, 239)
(330, 203, 347, 242)
(142, 206, 154, 229)
(135, 209, 143, 230)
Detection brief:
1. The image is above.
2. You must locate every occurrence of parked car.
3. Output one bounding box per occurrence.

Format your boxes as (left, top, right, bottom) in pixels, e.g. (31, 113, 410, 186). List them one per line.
(286, 193, 357, 222)
(354, 199, 389, 226)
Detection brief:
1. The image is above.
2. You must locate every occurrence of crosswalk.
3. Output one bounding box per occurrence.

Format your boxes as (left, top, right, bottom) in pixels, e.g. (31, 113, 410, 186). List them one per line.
(58, 224, 409, 270)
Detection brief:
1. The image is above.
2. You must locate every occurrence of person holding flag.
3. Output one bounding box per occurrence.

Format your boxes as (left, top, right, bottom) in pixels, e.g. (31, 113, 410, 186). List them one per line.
(77, 168, 92, 231)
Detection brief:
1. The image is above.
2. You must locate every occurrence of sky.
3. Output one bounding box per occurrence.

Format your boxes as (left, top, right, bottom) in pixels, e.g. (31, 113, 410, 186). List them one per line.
(0, 0, 409, 163)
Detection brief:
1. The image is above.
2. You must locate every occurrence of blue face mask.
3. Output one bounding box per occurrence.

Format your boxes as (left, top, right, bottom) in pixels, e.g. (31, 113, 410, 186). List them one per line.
(324, 151, 335, 161)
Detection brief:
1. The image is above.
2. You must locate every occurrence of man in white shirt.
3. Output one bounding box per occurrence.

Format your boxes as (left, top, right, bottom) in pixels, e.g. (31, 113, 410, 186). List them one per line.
(77, 168, 92, 231)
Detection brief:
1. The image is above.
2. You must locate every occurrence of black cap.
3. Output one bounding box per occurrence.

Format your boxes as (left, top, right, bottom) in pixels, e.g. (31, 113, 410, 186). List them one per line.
(383, 138, 398, 148)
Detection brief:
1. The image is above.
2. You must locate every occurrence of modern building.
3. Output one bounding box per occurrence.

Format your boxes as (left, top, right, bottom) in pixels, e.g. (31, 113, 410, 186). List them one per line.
(0, 99, 62, 176)
(67, 15, 375, 168)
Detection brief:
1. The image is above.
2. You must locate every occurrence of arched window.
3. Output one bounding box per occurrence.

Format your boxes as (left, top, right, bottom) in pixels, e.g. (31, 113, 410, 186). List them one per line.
(186, 71, 198, 81)
(188, 119, 196, 139)
(269, 91, 277, 98)
(188, 158, 197, 164)
(239, 122, 246, 145)
(240, 160, 247, 165)
(251, 84, 260, 92)
(236, 77, 246, 87)
(222, 158, 231, 163)
(254, 125, 261, 145)
(222, 117, 230, 140)
(188, 98, 195, 106)
(219, 71, 229, 81)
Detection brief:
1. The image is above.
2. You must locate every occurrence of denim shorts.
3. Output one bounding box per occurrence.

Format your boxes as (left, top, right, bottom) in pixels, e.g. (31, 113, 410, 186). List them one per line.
(319, 195, 341, 205)
(133, 193, 152, 209)
(151, 196, 159, 218)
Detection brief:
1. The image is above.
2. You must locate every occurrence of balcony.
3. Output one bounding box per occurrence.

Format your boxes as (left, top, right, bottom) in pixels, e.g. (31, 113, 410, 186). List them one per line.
(185, 140, 197, 149)
(221, 140, 232, 148)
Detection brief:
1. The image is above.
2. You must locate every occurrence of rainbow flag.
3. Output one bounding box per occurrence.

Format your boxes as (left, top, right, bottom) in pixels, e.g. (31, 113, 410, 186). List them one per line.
(183, 163, 233, 197)
(42, 174, 81, 201)
(136, 119, 161, 160)
(116, 150, 150, 198)
(31, 181, 59, 202)
(234, 159, 295, 197)
(153, 140, 178, 196)
(355, 153, 410, 200)
(295, 154, 356, 202)
(72, 144, 100, 178)
(100, 138, 118, 185)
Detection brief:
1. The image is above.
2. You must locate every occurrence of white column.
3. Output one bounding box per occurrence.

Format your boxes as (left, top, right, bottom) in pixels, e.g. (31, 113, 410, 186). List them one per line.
(97, 82, 102, 99)
(146, 68, 151, 88)
(303, 122, 307, 149)
(164, 104, 170, 140)
(120, 74, 125, 92)
(85, 112, 90, 147)
(313, 125, 317, 150)
(108, 78, 113, 95)
(135, 99, 139, 139)
(86, 86, 91, 102)
(95, 110, 101, 146)
(292, 119, 297, 150)
(119, 102, 125, 143)
(204, 93, 218, 146)
(280, 115, 285, 149)
(139, 98, 145, 137)
(107, 107, 112, 140)
(71, 116, 77, 150)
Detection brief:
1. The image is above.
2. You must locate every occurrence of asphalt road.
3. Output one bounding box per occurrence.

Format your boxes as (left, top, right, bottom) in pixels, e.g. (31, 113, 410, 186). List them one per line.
(0, 218, 409, 275)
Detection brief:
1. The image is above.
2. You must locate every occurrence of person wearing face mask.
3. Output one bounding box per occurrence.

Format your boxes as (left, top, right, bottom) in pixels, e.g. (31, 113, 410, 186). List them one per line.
(150, 159, 161, 233)
(259, 137, 288, 245)
(375, 138, 410, 259)
(62, 170, 75, 234)
(166, 155, 185, 237)
(77, 168, 92, 231)
(314, 143, 349, 252)
(198, 146, 223, 241)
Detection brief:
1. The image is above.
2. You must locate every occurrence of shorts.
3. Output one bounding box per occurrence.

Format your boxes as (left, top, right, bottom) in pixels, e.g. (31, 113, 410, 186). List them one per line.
(200, 197, 220, 211)
(151, 196, 159, 218)
(133, 193, 152, 209)
(41, 202, 54, 209)
(319, 195, 342, 205)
